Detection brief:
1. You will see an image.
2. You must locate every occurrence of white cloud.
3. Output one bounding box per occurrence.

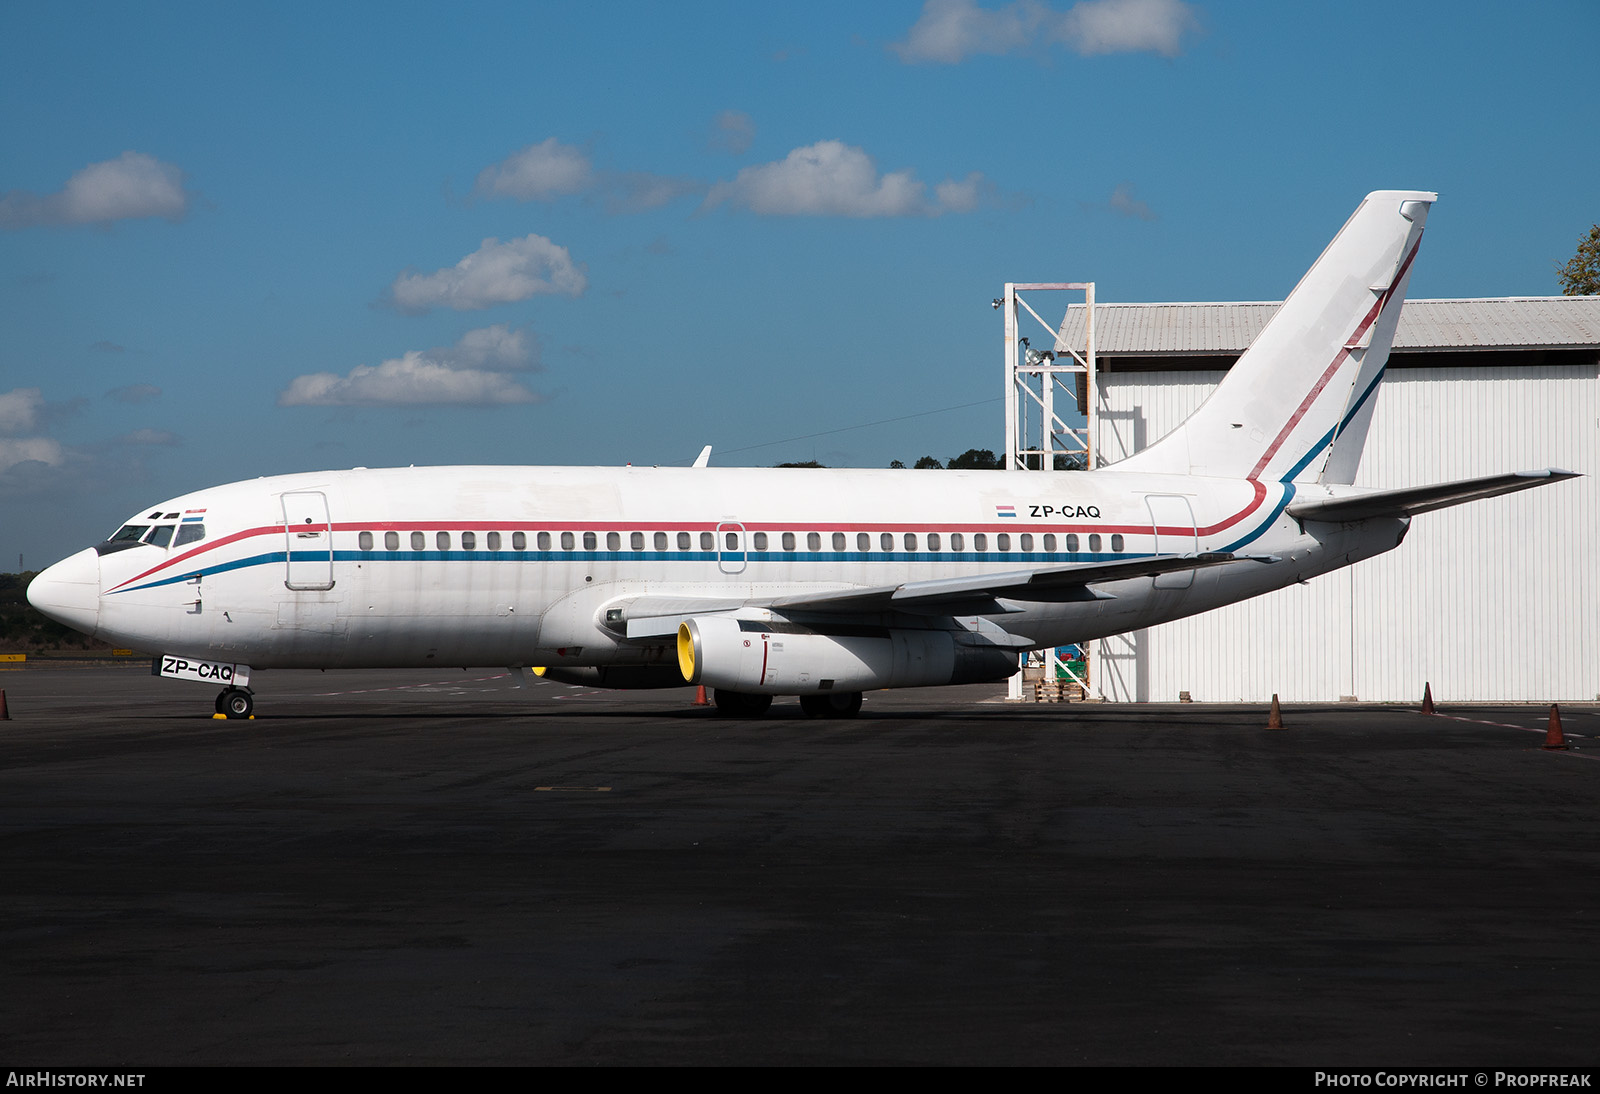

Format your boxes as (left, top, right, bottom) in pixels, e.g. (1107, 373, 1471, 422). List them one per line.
(1065, 0, 1199, 55)
(1106, 181, 1158, 220)
(604, 172, 704, 214)
(891, 0, 1200, 63)
(278, 325, 542, 408)
(0, 388, 44, 434)
(106, 384, 162, 404)
(386, 235, 587, 314)
(710, 110, 756, 155)
(703, 141, 983, 218)
(473, 137, 702, 214)
(0, 437, 64, 476)
(0, 151, 191, 228)
(118, 428, 180, 446)
(473, 139, 593, 201)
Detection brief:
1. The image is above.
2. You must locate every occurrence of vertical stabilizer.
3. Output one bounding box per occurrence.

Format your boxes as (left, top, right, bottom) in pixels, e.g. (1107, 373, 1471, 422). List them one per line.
(1113, 190, 1434, 483)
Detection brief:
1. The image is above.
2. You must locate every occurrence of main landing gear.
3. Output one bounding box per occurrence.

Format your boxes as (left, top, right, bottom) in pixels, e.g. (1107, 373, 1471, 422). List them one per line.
(711, 690, 772, 718)
(709, 689, 864, 719)
(799, 692, 863, 720)
(215, 687, 254, 719)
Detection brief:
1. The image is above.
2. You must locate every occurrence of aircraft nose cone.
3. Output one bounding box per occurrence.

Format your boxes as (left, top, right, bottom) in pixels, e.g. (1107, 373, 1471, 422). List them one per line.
(27, 548, 101, 636)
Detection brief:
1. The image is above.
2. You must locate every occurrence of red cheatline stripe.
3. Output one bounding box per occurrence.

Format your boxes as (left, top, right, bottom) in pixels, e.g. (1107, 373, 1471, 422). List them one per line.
(1247, 236, 1421, 480)
(109, 480, 1278, 593)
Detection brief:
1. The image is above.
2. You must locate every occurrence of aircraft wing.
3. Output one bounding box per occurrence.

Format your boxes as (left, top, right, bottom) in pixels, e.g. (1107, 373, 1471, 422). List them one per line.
(618, 552, 1268, 638)
(1285, 468, 1579, 523)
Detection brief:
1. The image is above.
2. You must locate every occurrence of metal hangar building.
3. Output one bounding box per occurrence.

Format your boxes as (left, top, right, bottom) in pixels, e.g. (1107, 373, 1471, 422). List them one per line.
(1058, 296, 1600, 703)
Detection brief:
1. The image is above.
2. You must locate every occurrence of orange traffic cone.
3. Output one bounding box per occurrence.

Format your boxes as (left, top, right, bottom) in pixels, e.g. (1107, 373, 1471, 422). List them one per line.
(1267, 693, 1284, 730)
(693, 685, 709, 707)
(1420, 682, 1435, 715)
(1543, 704, 1569, 751)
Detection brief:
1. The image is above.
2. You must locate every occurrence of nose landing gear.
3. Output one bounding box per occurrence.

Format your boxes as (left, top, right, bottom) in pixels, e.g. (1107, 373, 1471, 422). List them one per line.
(215, 687, 254, 719)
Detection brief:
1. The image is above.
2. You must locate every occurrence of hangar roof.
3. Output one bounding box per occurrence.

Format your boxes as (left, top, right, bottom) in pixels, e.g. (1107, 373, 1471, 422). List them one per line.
(1055, 296, 1600, 359)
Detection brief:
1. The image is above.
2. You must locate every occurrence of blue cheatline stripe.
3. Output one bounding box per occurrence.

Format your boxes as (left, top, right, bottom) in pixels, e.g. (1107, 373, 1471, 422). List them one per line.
(1219, 482, 1295, 553)
(1280, 366, 1389, 483)
(113, 551, 287, 593)
(114, 548, 1163, 593)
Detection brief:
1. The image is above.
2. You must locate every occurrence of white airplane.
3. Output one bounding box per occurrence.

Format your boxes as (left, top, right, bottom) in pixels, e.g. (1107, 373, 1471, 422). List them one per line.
(27, 191, 1577, 719)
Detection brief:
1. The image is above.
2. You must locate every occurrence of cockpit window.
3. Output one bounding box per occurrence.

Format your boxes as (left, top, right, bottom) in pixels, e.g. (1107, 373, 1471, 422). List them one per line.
(111, 524, 150, 542)
(144, 524, 176, 548)
(173, 524, 205, 547)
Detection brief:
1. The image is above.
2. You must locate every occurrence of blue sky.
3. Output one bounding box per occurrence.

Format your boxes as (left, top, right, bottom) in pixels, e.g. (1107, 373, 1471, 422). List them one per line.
(4, 0, 1597, 567)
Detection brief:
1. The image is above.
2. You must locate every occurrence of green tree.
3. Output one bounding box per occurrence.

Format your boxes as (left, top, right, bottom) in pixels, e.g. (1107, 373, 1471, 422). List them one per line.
(775, 460, 827, 468)
(946, 448, 1002, 470)
(1558, 224, 1600, 295)
(913, 456, 943, 469)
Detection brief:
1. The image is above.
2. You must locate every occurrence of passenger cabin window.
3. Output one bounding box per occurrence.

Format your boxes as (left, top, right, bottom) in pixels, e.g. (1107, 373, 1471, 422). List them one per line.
(654, 532, 667, 550)
(1066, 534, 1079, 552)
(437, 531, 450, 551)
(1089, 534, 1102, 552)
(782, 532, 796, 551)
(808, 532, 821, 551)
(725, 531, 739, 551)
(927, 532, 941, 551)
(996, 533, 1010, 551)
(904, 533, 917, 551)
(1020, 533, 1033, 552)
(856, 532, 870, 552)
(487, 532, 501, 551)
(631, 532, 644, 550)
(358, 531, 374, 551)
(833, 532, 847, 551)
(973, 533, 987, 551)
(1111, 534, 1124, 552)
(753, 532, 768, 550)
(604, 532, 618, 550)
(174, 524, 205, 547)
(581, 532, 596, 550)
(385, 531, 400, 551)
(1043, 533, 1056, 552)
(561, 532, 575, 550)
(950, 532, 964, 551)
(678, 532, 691, 550)
(411, 531, 426, 551)
(880, 533, 894, 552)
(461, 531, 476, 550)
(700, 532, 714, 550)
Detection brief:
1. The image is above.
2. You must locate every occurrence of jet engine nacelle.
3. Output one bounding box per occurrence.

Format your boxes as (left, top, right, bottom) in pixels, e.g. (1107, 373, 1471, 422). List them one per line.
(676, 615, 1017, 695)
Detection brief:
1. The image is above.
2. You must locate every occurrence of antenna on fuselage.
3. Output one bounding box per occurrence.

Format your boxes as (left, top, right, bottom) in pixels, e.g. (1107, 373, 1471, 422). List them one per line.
(692, 445, 712, 468)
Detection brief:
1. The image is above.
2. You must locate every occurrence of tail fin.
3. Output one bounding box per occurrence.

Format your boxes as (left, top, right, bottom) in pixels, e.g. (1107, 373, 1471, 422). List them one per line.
(1113, 190, 1434, 484)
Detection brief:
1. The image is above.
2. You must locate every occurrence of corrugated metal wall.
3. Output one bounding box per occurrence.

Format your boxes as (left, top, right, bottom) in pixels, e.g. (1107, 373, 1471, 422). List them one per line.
(1094, 363, 1600, 702)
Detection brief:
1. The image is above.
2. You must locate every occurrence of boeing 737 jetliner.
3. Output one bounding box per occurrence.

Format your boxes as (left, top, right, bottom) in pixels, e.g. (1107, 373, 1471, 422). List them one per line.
(27, 191, 1577, 718)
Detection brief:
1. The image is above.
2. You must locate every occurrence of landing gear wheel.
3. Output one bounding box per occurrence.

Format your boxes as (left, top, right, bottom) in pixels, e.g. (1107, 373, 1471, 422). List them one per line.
(218, 688, 254, 719)
(712, 690, 773, 718)
(799, 692, 863, 719)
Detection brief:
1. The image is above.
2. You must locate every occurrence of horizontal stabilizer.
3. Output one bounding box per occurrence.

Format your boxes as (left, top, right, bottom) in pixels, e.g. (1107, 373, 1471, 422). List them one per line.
(1285, 468, 1580, 523)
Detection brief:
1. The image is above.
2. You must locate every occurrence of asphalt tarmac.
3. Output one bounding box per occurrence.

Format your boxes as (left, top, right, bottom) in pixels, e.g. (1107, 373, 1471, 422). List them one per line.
(1, 663, 1597, 1066)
